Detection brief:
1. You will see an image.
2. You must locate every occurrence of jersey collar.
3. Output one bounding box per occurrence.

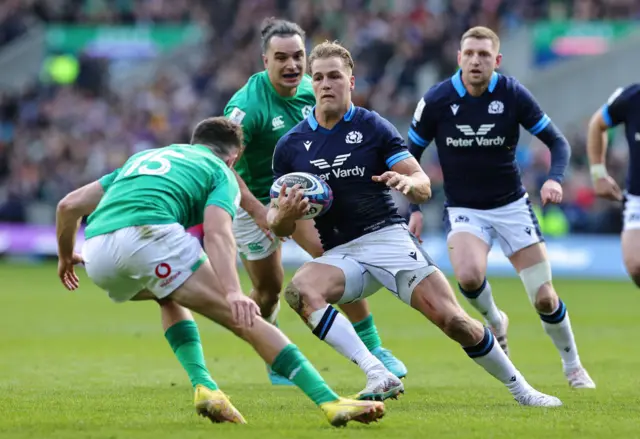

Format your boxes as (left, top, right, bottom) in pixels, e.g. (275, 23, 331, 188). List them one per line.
(451, 70, 498, 97)
(307, 103, 356, 131)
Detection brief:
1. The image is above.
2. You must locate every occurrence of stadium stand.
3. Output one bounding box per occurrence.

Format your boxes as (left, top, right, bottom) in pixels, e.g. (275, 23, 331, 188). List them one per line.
(0, 0, 635, 233)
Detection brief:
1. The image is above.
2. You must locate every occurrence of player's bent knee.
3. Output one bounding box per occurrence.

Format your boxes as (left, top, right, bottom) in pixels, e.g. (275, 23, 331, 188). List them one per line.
(533, 284, 558, 314)
(284, 272, 326, 315)
(519, 260, 553, 306)
(456, 265, 486, 291)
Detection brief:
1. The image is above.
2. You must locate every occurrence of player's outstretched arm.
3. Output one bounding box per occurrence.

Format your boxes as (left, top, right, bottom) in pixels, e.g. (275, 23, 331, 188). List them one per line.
(373, 157, 431, 204)
(203, 205, 260, 327)
(56, 181, 105, 261)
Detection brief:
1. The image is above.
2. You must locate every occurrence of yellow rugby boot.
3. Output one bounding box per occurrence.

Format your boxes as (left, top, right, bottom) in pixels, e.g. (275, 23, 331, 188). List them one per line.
(320, 397, 385, 427)
(194, 384, 247, 424)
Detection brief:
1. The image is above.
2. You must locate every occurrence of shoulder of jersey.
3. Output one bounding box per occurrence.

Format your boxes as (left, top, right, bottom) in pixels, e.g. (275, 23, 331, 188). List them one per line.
(225, 72, 264, 113)
(621, 83, 640, 99)
(421, 77, 456, 106)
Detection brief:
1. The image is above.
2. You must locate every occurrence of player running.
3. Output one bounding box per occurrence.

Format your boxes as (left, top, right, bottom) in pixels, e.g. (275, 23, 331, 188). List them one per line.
(223, 17, 406, 385)
(406, 26, 595, 389)
(586, 84, 640, 286)
(55, 117, 385, 427)
(267, 40, 562, 407)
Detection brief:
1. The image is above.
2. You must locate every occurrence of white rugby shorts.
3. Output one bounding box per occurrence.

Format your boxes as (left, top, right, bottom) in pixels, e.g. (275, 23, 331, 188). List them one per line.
(623, 193, 640, 231)
(311, 224, 439, 305)
(82, 223, 207, 303)
(232, 205, 280, 261)
(444, 194, 543, 257)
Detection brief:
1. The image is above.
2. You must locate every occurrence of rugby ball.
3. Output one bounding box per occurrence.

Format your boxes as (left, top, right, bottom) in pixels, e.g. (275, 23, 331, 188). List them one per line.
(270, 172, 333, 220)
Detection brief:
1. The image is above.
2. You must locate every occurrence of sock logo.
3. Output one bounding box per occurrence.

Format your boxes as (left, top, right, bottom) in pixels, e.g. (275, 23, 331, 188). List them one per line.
(288, 366, 302, 380)
(510, 375, 517, 382)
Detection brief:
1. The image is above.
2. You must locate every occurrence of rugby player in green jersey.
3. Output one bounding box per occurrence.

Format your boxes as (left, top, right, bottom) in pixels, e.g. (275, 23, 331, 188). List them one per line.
(55, 117, 385, 427)
(223, 18, 407, 385)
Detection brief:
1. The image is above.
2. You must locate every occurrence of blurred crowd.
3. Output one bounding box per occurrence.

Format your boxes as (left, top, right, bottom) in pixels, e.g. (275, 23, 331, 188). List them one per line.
(0, 0, 636, 234)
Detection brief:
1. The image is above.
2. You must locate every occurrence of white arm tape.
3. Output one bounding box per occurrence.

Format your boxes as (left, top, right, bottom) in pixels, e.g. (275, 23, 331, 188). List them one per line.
(590, 163, 609, 181)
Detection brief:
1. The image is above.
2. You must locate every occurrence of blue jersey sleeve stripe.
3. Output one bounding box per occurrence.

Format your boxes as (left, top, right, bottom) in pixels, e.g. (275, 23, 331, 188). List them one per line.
(601, 104, 613, 127)
(386, 151, 412, 168)
(529, 114, 551, 135)
(408, 127, 429, 147)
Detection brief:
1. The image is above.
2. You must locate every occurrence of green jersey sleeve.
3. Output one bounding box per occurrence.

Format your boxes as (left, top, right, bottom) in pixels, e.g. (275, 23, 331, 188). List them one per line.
(205, 170, 241, 219)
(224, 95, 259, 147)
(98, 168, 121, 191)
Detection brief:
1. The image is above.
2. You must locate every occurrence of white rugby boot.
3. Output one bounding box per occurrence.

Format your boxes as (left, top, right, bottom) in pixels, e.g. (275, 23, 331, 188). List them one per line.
(565, 366, 596, 389)
(355, 368, 404, 401)
(514, 389, 563, 407)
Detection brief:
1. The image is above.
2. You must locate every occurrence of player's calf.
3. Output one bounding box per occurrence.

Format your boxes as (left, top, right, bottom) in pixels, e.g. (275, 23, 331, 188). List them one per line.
(284, 264, 403, 401)
(449, 233, 506, 349)
(242, 253, 285, 323)
(515, 254, 594, 387)
(408, 270, 561, 405)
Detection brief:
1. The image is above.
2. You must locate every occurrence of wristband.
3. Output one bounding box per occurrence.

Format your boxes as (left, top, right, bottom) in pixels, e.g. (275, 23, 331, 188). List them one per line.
(590, 164, 608, 180)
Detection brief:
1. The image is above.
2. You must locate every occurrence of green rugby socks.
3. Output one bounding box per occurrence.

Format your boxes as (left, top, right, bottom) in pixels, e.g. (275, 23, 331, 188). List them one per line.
(165, 320, 219, 391)
(353, 314, 382, 352)
(271, 344, 339, 405)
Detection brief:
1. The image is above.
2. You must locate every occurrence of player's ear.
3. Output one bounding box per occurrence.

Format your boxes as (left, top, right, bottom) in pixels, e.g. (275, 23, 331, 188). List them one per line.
(350, 75, 355, 91)
(457, 50, 462, 66)
(262, 54, 268, 70)
(495, 53, 503, 69)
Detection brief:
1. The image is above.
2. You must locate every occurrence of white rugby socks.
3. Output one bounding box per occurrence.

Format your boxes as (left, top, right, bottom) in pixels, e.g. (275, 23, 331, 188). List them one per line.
(539, 300, 581, 371)
(309, 305, 386, 377)
(459, 278, 504, 329)
(465, 327, 530, 396)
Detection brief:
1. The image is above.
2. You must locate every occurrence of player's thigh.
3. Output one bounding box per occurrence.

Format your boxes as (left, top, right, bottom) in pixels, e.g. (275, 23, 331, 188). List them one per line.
(82, 232, 145, 303)
(289, 257, 381, 308)
(445, 206, 492, 272)
(622, 195, 640, 273)
(491, 195, 544, 258)
(233, 206, 284, 292)
(232, 206, 280, 261)
(168, 259, 235, 330)
(447, 232, 491, 285)
(622, 229, 640, 274)
(409, 269, 468, 327)
(136, 224, 210, 301)
(240, 247, 284, 295)
(344, 224, 439, 305)
(291, 219, 324, 258)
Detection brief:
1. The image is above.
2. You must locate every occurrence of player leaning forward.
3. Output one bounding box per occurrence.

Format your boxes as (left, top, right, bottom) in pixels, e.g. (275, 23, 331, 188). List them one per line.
(223, 18, 406, 385)
(407, 26, 595, 389)
(268, 40, 562, 407)
(55, 117, 385, 427)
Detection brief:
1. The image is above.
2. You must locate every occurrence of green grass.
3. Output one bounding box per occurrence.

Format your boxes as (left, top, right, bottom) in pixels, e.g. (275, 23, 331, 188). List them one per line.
(1, 262, 638, 438)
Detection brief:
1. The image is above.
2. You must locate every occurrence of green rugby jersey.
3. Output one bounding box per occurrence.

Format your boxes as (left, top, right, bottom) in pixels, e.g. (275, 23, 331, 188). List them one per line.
(85, 144, 240, 239)
(224, 70, 315, 203)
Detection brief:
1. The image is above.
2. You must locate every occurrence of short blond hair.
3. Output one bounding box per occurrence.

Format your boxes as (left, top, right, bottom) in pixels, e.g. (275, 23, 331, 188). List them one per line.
(308, 40, 355, 73)
(461, 26, 500, 52)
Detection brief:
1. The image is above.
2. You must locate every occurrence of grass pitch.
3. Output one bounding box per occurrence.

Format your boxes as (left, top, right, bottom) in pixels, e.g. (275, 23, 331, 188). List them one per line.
(1, 262, 638, 438)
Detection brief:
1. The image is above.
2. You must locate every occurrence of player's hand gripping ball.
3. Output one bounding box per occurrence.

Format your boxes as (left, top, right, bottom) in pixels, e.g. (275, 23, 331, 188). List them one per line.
(270, 172, 333, 220)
